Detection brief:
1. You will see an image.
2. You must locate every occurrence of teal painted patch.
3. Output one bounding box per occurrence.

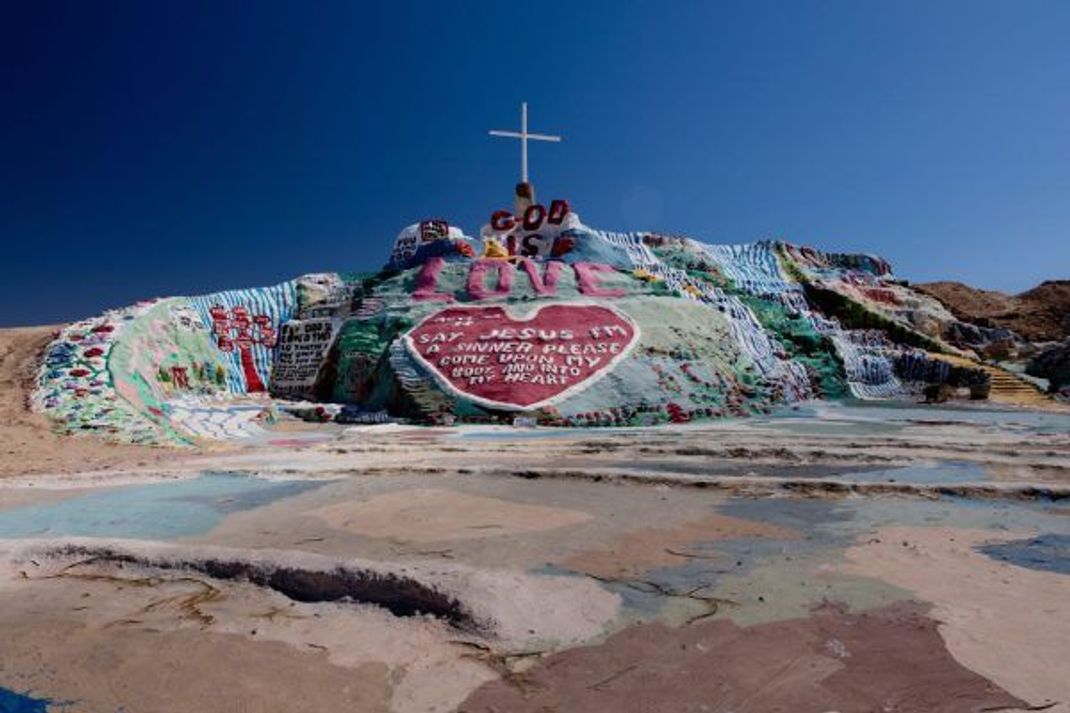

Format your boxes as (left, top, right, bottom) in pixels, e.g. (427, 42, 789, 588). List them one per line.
(0, 473, 325, 540)
(843, 460, 991, 486)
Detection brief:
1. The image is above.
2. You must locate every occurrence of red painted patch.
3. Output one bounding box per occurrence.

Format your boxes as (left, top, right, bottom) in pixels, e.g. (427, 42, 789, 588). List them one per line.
(405, 303, 639, 410)
(239, 342, 266, 392)
(860, 286, 901, 306)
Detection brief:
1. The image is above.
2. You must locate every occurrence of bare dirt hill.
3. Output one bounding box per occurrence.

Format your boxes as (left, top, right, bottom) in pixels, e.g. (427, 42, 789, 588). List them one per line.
(0, 326, 170, 477)
(914, 280, 1070, 342)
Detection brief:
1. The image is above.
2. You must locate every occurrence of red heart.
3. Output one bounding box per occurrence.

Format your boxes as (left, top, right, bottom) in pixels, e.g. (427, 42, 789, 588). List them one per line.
(404, 303, 639, 410)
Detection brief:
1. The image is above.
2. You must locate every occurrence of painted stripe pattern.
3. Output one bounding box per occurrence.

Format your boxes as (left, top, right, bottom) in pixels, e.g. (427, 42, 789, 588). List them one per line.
(189, 281, 299, 393)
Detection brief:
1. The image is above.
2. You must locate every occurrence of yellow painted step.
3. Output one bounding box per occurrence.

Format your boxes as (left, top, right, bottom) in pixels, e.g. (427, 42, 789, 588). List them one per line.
(927, 353, 1056, 408)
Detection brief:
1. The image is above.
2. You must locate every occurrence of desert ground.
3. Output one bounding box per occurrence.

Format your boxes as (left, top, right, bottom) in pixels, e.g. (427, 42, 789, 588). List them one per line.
(1, 327, 1068, 713)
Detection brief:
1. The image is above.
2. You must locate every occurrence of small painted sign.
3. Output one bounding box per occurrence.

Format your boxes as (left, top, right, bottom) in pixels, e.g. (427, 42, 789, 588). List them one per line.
(272, 317, 338, 397)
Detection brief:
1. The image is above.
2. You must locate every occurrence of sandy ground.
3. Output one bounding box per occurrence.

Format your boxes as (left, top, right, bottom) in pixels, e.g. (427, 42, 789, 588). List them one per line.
(1, 468, 1066, 712)
(460, 601, 1024, 713)
(844, 526, 1070, 710)
(560, 512, 797, 580)
(311, 488, 593, 542)
(1, 327, 1069, 712)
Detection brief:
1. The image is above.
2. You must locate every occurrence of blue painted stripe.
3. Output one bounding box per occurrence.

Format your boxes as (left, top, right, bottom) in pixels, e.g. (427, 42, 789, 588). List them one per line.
(188, 281, 298, 393)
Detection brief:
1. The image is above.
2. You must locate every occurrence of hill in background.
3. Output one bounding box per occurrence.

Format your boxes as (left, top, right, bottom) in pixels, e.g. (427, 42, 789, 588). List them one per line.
(915, 280, 1070, 343)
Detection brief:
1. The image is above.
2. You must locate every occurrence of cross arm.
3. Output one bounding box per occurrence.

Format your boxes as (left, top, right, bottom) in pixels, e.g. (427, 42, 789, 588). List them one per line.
(488, 130, 562, 142)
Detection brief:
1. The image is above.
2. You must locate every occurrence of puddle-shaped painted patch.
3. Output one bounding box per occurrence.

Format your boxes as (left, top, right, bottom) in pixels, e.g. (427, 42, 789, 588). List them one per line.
(979, 533, 1070, 575)
(0, 473, 326, 540)
(456, 427, 631, 441)
(607, 459, 889, 480)
(842, 460, 991, 486)
(0, 686, 57, 712)
(765, 401, 1070, 435)
(721, 499, 855, 541)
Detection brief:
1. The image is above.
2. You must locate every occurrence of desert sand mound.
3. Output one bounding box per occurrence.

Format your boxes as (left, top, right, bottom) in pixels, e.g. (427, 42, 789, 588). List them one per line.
(0, 326, 168, 477)
(916, 279, 1070, 342)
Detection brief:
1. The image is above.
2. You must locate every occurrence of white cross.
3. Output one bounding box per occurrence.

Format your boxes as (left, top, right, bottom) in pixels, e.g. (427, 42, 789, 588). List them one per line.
(489, 102, 562, 184)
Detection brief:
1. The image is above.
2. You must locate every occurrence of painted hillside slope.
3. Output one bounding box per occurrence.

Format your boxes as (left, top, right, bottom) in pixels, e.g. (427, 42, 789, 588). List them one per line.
(32, 205, 993, 444)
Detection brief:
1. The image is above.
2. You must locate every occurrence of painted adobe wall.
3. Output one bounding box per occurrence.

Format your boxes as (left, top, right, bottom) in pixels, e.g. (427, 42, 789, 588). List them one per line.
(32, 206, 983, 443)
(33, 282, 298, 443)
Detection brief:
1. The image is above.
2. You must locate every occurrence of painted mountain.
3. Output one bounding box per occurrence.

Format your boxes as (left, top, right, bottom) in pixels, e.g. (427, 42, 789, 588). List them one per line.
(32, 200, 1035, 445)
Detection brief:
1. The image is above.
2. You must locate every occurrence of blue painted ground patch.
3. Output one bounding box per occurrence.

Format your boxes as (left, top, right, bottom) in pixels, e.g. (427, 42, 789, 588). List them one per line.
(765, 402, 1070, 436)
(979, 533, 1070, 575)
(842, 460, 991, 486)
(456, 427, 634, 441)
(0, 473, 325, 540)
(0, 686, 54, 713)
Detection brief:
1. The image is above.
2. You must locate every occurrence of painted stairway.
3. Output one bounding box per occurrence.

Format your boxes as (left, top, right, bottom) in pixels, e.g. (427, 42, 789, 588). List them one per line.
(932, 354, 1053, 408)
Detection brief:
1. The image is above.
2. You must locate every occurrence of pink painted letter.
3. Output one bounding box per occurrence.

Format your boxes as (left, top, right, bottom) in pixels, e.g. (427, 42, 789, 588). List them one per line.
(573, 262, 626, 298)
(413, 256, 454, 302)
(467, 259, 516, 300)
(519, 259, 564, 296)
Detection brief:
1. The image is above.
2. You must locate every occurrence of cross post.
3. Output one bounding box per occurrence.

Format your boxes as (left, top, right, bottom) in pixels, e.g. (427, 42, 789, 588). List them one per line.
(489, 102, 562, 184)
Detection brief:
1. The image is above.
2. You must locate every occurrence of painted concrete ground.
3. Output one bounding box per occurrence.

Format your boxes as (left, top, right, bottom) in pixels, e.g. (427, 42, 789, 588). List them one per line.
(0, 401, 1067, 713)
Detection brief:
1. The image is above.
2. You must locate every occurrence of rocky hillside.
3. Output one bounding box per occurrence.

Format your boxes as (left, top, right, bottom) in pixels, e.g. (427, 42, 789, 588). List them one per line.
(915, 280, 1070, 343)
(1028, 340, 1070, 394)
(30, 201, 1014, 444)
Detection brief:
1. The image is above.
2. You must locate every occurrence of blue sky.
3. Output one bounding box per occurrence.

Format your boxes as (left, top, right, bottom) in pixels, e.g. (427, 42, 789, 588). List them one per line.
(2, 1, 1068, 326)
